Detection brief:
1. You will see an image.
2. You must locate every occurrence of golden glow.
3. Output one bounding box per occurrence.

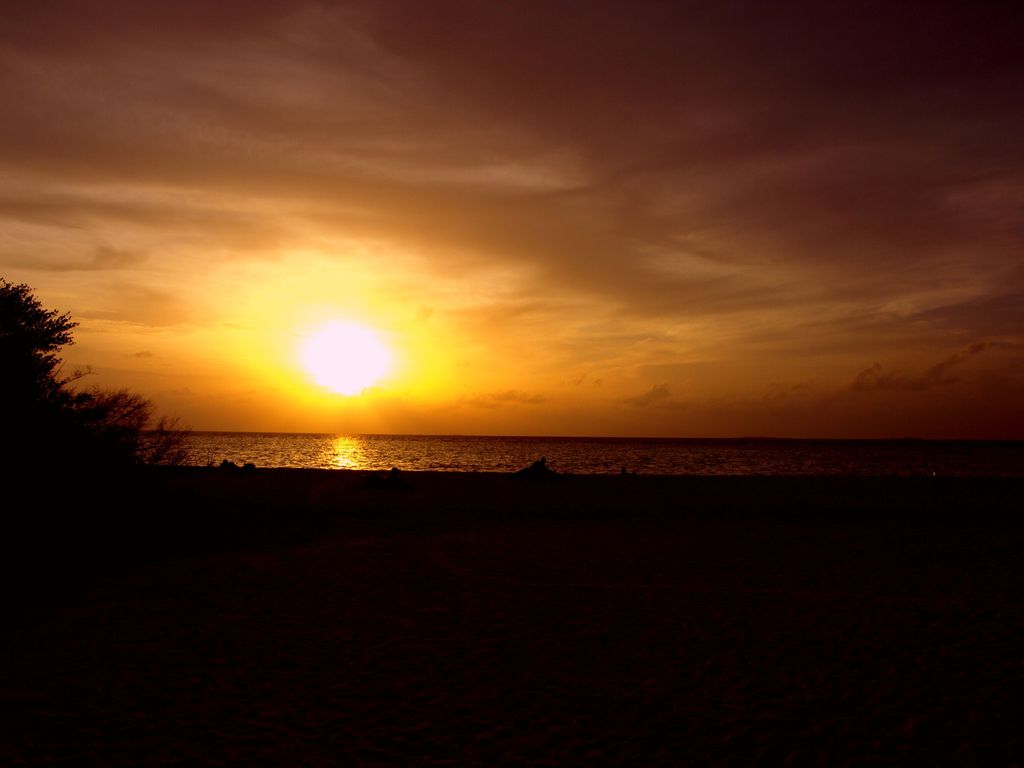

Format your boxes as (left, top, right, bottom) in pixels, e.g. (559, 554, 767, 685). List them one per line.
(300, 321, 393, 396)
(330, 435, 367, 469)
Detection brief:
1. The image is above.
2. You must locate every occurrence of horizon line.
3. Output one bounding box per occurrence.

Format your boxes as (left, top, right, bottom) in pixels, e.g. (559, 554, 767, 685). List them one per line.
(181, 430, 1023, 443)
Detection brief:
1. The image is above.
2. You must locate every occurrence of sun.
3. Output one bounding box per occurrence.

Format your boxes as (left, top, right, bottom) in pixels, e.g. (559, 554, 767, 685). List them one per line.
(300, 321, 393, 395)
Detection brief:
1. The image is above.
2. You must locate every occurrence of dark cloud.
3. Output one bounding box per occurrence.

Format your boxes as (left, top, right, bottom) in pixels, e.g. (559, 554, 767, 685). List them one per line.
(4, 1, 1021, 316)
(910, 291, 1024, 337)
(567, 372, 605, 387)
(622, 383, 686, 410)
(851, 343, 990, 392)
(761, 381, 815, 402)
(2, 1, 300, 55)
(457, 390, 547, 409)
(33, 246, 146, 272)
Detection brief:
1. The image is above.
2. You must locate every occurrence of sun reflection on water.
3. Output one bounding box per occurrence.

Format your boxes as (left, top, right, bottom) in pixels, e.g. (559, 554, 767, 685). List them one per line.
(331, 435, 367, 469)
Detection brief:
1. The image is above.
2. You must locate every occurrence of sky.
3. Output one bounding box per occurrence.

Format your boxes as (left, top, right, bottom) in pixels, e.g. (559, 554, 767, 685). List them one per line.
(2, 0, 1022, 438)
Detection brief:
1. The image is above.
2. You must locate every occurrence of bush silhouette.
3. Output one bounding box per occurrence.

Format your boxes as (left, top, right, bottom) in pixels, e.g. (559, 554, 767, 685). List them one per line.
(1, 278, 188, 468)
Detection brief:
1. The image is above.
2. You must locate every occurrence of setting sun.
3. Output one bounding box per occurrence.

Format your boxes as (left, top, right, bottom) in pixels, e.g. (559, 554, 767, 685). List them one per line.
(300, 321, 393, 396)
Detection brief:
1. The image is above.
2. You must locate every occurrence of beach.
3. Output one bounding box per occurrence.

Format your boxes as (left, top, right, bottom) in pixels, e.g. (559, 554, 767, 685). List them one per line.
(4, 470, 1023, 765)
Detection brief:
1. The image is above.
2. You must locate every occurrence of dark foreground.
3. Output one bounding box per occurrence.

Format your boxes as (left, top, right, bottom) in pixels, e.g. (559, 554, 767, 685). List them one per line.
(4, 470, 1024, 765)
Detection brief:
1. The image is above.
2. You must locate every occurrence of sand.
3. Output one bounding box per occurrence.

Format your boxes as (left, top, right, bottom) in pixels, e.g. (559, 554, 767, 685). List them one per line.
(3, 470, 1023, 765)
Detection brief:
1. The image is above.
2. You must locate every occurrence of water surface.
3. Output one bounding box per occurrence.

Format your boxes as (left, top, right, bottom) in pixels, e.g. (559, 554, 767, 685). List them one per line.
(184, 433, 1024, 476)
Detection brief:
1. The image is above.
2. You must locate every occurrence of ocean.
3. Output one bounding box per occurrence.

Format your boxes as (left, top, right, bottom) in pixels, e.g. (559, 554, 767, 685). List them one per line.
(183, 432, 1024, 476)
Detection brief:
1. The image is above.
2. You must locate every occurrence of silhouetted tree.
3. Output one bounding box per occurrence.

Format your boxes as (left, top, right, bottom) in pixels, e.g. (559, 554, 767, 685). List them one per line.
(1, 278, 189, 468)
(1, 279, 78, 458)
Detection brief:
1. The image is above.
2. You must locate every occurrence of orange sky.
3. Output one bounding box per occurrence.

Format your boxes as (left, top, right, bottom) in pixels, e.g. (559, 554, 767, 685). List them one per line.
(2, 1, 1022, 438)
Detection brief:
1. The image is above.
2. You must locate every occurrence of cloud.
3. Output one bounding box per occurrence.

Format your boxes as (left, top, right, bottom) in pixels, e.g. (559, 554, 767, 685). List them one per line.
(2, 1, 1022, 436)
(457, 390, 547, 409)
(37, 246, 147, 272)
(566, 372, 604, 387)
(3, 1, 1021, 326)
(622, 383, 686, 409)
(851, 342, 990, 392)
(910, 291, 1024, 338)
(129, 351, 153, 358)
(75, 284, 195, 328)
(761, 380, 814, 402)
